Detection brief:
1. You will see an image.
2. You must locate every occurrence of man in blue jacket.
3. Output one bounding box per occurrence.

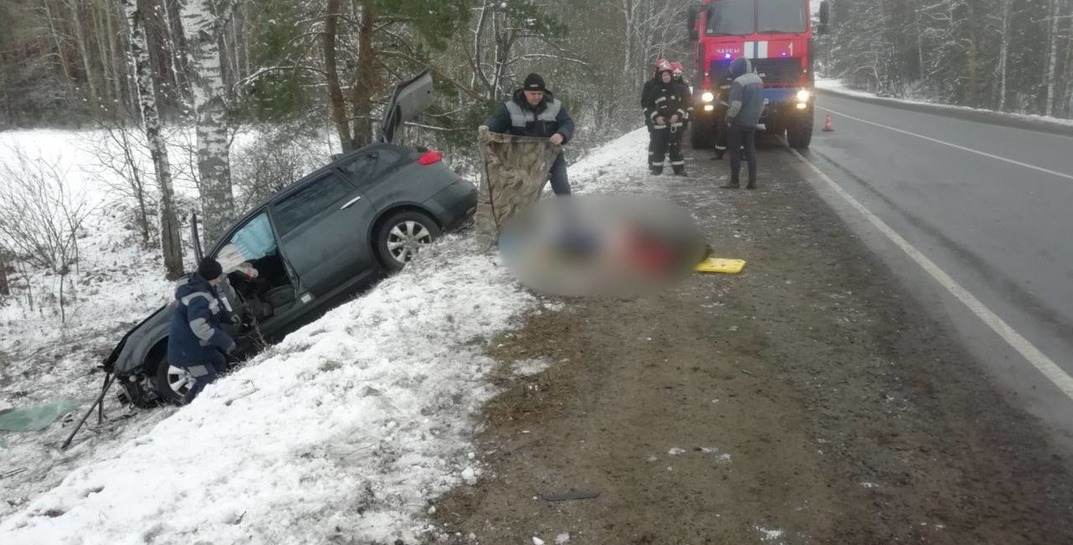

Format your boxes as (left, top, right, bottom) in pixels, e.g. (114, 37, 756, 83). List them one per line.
(166, 257, 236, 403)
(485, 73, 576, 195)
(722, 57, 764, 190)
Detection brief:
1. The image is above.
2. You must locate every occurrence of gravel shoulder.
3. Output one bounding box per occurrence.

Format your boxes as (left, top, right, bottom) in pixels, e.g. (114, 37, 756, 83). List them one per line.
(433, 144, 1073, 545)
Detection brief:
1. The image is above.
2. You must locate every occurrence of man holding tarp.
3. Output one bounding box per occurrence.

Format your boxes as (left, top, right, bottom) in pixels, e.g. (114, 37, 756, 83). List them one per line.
(477, 73, 576, 247)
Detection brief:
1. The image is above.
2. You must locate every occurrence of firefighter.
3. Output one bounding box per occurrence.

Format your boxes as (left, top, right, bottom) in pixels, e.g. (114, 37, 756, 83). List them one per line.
(642, 60, 689, 176)
(722, 57, 764, 190)
(671, 61, 694, 133)
(485, 72, 575, 195)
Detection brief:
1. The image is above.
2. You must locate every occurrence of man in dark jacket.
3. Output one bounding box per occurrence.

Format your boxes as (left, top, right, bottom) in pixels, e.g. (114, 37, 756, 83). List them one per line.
(722, 57, 764, 189)
(485, 73, 576, 195)
(642, 60, 689, 175)
(166, 257, 236, 403)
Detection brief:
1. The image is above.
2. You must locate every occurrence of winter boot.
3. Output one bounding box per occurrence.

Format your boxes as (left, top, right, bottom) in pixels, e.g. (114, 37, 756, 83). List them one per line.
(672, 166, 687, 176)
(650, 166, 664, 175)
(746, 180, 757, 190)
(720, 178, 740, 189)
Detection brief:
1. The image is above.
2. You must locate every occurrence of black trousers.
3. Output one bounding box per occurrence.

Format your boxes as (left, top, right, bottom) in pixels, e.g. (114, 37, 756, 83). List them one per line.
(727, 124, 757, 184)
(648, 123, 685, 173)
(548, 153, 570, 195)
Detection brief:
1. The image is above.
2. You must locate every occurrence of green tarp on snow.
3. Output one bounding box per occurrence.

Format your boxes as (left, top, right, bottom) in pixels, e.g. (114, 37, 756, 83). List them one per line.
(0, 400, 81, 432)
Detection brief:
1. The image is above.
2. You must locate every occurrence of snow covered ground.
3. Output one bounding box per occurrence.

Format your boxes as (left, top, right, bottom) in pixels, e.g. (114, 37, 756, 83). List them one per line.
(815, 78, 1073, 129)
(0, 127, 650, 544)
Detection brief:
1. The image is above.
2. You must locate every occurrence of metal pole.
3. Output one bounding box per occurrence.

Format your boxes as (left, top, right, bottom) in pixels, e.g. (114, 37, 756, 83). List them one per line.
(62, 372, 115, 450)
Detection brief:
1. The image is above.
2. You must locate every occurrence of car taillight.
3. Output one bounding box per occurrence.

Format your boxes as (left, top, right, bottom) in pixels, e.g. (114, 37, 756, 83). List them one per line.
(417, 150, 443, 165)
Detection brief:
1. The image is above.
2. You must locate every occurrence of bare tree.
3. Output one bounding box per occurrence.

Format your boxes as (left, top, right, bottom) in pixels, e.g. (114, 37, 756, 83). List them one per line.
(0, 247, 10, 297)
(86, 120, 156, 247)
(180, 0, 235, 247)
(997, 0, 1011, 111)
(1044, 0, 1063, 116)
(123, 0, 185, 279)
(65, 0, 99, 109)
(0, 147, 92, 325)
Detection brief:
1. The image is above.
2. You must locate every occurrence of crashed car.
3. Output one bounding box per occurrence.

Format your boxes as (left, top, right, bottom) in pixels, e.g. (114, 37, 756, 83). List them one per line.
(104, 71, 477, 406)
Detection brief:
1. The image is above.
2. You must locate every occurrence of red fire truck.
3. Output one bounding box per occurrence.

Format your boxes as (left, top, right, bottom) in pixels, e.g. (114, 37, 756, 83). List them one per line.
(687, 0, 828, 152)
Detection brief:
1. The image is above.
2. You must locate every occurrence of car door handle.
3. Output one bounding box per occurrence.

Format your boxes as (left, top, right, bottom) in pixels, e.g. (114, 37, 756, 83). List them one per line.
(340, 195, 362, 210)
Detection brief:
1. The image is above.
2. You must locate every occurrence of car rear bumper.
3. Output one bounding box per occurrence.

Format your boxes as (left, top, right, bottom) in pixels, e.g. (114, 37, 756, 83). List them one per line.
(424, 179, 478, 231)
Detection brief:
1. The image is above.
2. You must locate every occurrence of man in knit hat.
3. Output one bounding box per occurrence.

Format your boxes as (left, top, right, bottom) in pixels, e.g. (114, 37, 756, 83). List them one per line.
(166, 257, 237, 403)
(484, 72, 576, 195)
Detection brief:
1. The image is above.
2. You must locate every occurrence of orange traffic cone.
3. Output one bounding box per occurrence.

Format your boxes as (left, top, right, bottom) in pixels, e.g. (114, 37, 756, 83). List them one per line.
(822, 113, 834, 132)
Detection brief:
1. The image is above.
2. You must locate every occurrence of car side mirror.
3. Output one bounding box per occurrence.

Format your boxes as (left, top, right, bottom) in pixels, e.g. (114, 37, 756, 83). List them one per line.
(817, 1, 830, 35)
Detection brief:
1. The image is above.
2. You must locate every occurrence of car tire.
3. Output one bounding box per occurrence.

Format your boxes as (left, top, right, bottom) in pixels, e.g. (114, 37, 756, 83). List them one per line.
(690, 121, 713, 149)
(787, 121, 813, 149)
(375, 210, 441, 272)
(152, 354, 192, 405)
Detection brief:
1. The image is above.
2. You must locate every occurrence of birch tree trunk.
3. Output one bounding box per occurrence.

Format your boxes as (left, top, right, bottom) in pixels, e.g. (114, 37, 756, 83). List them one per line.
(105, 1, 126, 113)
(122, 0, 184, 279)
(92, 0, 113, 108)
(180, 0, 235, 247)
(41, 0, 74, 83)
(997, 0, 1010, 111)
(1044, 0, 1061, 116)
(66, 0, 99, 109)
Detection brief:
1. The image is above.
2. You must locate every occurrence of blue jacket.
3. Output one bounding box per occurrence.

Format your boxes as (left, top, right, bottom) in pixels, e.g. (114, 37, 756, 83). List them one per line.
(726, 58, 764, 128)
(485, 89, 575, 143)
(166, 274, 235, 366)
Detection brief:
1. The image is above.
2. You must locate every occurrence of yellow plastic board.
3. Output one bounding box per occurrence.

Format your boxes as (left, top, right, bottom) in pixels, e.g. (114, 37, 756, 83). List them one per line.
(694, 258, 747, 274)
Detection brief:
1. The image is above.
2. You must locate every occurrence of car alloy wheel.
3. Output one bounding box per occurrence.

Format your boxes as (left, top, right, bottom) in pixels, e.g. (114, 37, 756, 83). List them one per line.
(387, 220, 432, 263)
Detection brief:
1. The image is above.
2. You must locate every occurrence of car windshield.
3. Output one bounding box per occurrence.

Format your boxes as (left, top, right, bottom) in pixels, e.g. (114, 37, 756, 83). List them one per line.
(707, 0, 806, 35)
(757, 0, 806, 33)
(215, 213, 277, 272)
(707, 0, 754, 36)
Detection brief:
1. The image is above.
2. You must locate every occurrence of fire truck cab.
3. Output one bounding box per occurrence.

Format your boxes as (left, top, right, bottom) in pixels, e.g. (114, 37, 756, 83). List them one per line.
(687, 0, 826, 151)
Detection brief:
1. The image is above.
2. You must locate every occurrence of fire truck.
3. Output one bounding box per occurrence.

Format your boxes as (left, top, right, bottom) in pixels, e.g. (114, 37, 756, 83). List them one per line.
(687, 0, 828, 152)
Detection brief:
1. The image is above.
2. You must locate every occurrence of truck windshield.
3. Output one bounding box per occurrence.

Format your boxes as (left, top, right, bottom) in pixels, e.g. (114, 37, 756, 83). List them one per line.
(707, 0, 754, 36)
(707, 0, 807, 35)
(757, 0, 806, 33)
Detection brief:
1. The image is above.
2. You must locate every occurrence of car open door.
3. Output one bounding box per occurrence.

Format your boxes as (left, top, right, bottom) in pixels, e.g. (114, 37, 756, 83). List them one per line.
(271, 171, 376, 299)
(378, 69, 433, 144)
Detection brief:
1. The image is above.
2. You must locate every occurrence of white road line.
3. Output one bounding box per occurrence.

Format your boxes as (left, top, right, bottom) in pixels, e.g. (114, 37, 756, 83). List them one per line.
(788, 146, 1073, 401)
(821, 106, 1073, 182)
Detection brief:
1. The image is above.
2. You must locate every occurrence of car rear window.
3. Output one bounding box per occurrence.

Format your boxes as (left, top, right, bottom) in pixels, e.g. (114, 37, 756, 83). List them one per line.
(339, 148, 406, 186)
(272, 173, 356, 236)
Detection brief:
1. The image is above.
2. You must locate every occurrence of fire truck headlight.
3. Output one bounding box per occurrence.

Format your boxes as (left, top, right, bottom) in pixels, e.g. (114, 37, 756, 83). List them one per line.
(701, 91, 715, 103)
(796, 89, 811, 103)
(703, 104, 715, 112)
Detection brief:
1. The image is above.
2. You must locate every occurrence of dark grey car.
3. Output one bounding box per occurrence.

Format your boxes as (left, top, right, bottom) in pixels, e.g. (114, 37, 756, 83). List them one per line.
(104, 71, 477, 406)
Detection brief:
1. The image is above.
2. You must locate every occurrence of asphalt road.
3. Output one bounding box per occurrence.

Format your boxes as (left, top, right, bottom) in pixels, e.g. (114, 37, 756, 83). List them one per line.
(805, 91, 1073, 449)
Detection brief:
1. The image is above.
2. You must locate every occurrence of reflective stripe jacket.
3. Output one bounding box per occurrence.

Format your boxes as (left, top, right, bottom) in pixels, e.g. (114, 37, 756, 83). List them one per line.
(166, 273, 235, 366)
(485, 89, 575, 143)
(642, 73, 689, 126)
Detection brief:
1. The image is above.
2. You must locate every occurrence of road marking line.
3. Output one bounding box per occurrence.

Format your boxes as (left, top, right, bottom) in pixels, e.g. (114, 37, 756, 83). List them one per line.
(821, 106, 1073, 182)
(788, 146, 1073, 401)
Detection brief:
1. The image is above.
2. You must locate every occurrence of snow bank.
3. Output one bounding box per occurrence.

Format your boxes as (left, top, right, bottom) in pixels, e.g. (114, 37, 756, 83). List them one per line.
(816, 78, 1073, 130)
(1, 238, 534, 544)
(0, 126, 652, 544)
